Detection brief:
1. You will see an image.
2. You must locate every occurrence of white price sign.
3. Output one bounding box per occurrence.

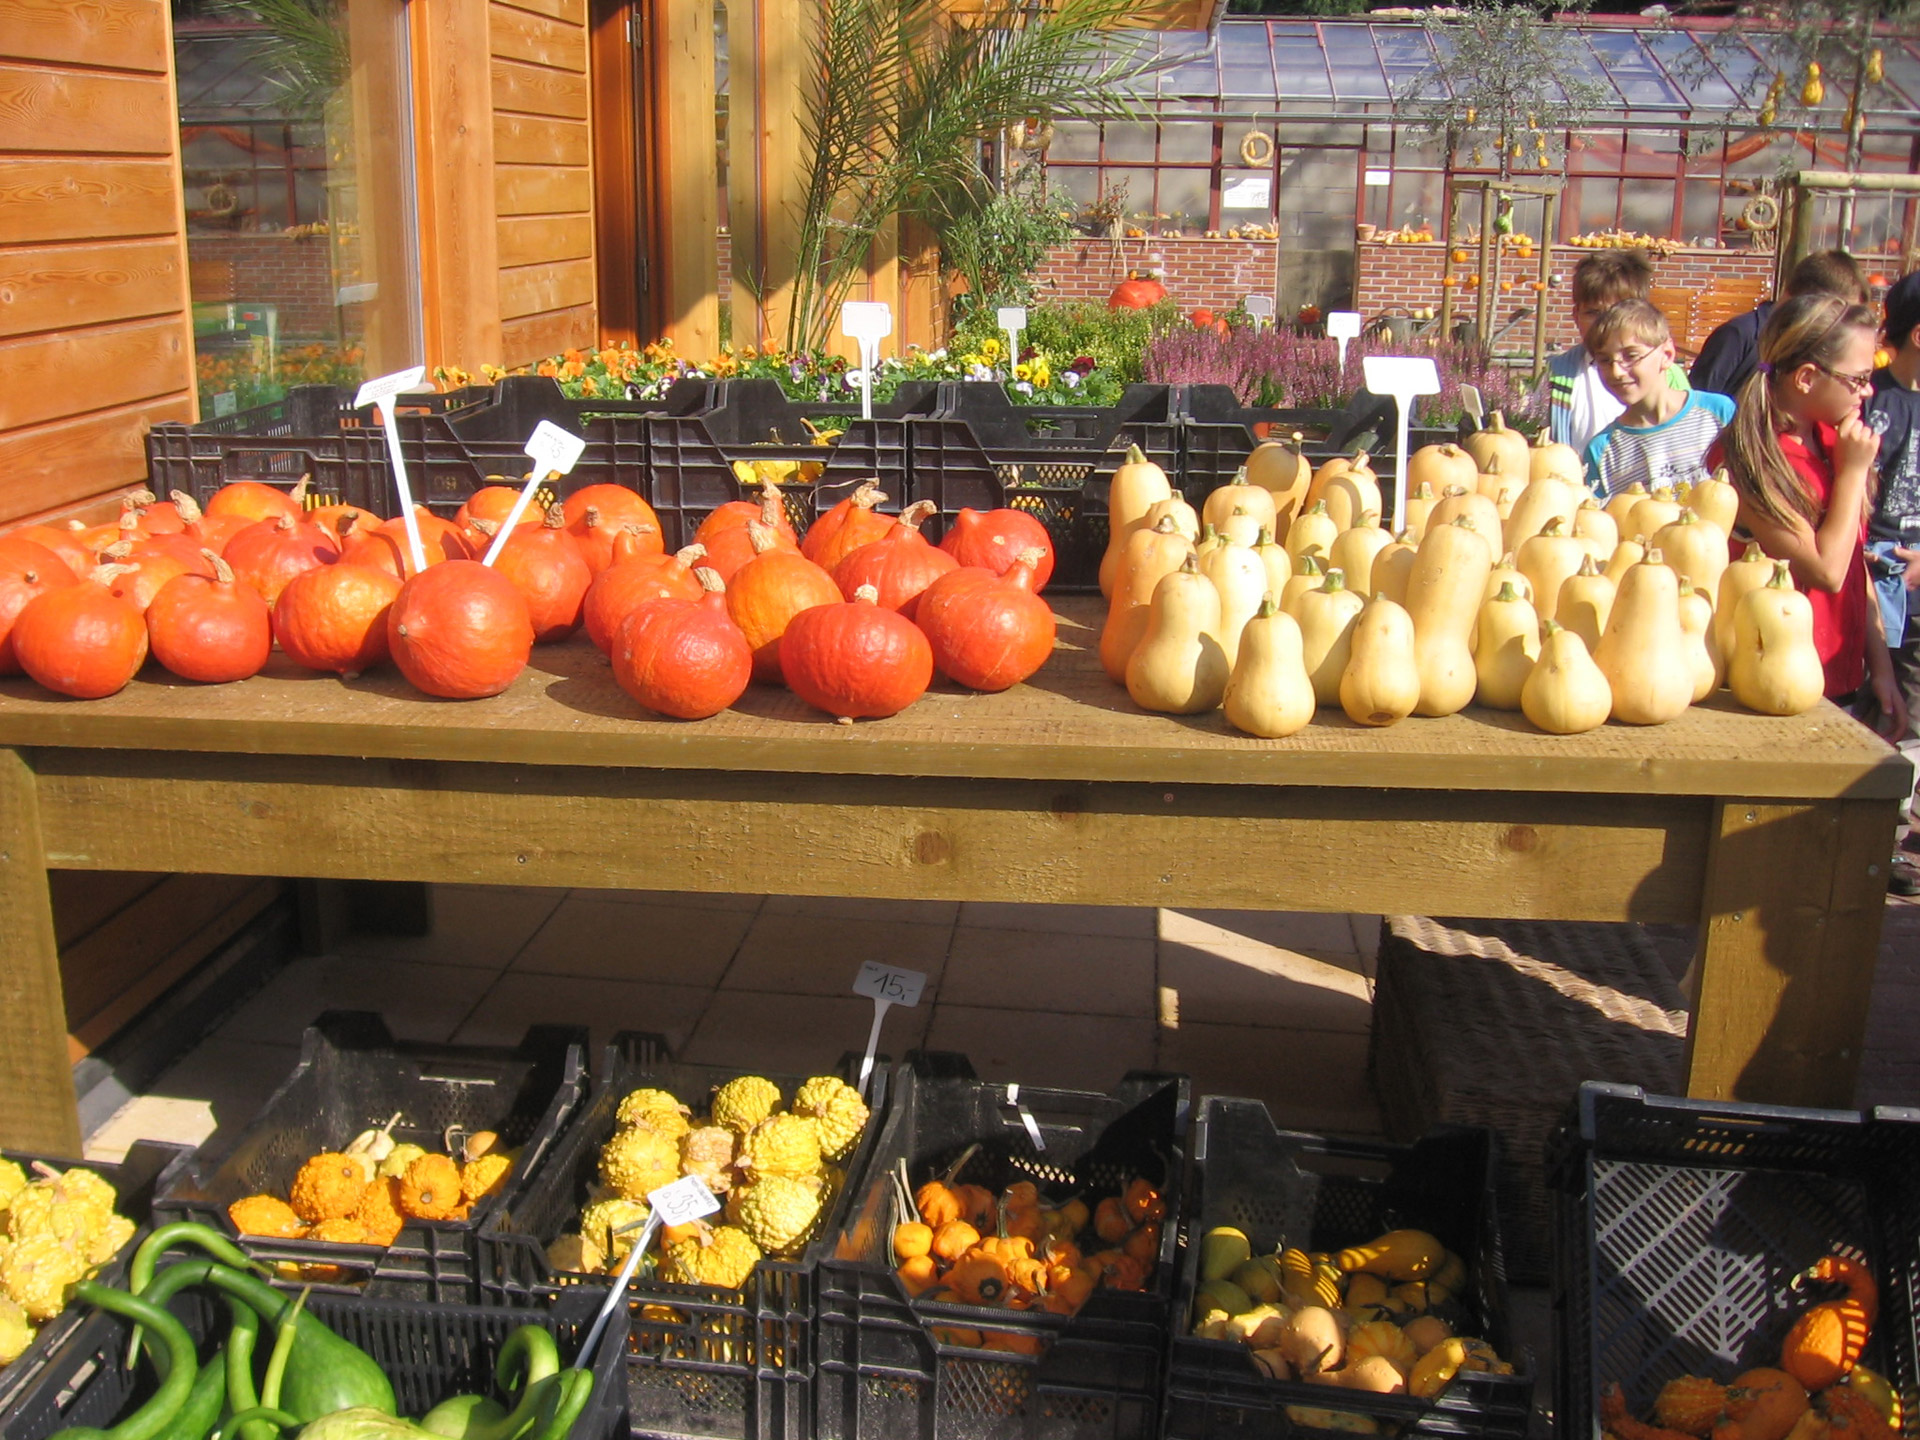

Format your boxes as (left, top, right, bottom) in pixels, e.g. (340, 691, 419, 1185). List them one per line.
(1361, 355, 1442, 535)
(579, 1175, 719, 1369)
(354, 365, 431, 575)
(852, 962, 929, 1100)
(482, 420, 587, 565)
(840, 301, 893, 422)
(647, 1175, 721, 1227)
(354, 366, 427, 409)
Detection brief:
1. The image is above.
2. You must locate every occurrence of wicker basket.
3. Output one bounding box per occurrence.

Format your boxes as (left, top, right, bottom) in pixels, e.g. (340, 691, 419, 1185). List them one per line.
(1366, 916, 1688, 1283)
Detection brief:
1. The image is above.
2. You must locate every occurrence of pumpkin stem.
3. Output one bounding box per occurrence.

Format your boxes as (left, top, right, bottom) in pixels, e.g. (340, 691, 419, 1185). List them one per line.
(675, 542, 708, 565)
(1768, 558, 1794, 588)
(692, 566, 727, 594)
(1256, 526, 1274, 546)
(119, 510, 141, 533)
(92, 562, 139, 585)
(584, 505, 602, 528)
(758, 490, 784, 527)
(853, 582, 881, 604)
(336, 510, 362, 537)
(1011, 546, 1047, 569)
(851, 480, 886, 511)
(746, 520, 782, 554)
(1297, 553, 1323, 577)
(1323, 568, 1348, 592)
(207, 551, 235, 584)
(1230, 465, 1250, 486)
(1577, 552, 1601, 576)
(543, 504, 567, 529)
(1646, 546, 1666, 565)
(1494, 580, 1520, 603)
(171, 490, 204, 524)
(1124, 444, 1147, 465)
(899, 500, 937, 532)
(274, 513, 296, 532)
(100, 540, 134, 560)
(1150, 515, 1180, 534)
(290, 473, 312, 506)
(1540, 516, 1567, 536)
(470, 517, 500, 537)
(1256, 592, 1278, 617)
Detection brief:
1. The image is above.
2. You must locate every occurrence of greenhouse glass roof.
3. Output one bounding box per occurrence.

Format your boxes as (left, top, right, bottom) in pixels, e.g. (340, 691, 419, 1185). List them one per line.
(1103, 17, 1920, 119)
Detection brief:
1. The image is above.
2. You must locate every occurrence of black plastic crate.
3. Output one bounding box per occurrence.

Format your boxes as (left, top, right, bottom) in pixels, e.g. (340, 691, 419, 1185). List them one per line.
(643, 377, 938, 552)
(481, 1032, 893, 1440)
(153, 1010, 586, 1302)
(814, 1052, 1193, 1440)
(1, 1276, 627, 1440)
(1163, 1099, 1531, 1440)
(0, 1142, 194, 1419)
(906, 383, 1180, 593)
(1549, 1083, 1920, 1440)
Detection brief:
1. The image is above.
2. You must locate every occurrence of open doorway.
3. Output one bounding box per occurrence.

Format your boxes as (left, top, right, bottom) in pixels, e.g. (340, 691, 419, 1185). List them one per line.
(589, 0, 653, 345)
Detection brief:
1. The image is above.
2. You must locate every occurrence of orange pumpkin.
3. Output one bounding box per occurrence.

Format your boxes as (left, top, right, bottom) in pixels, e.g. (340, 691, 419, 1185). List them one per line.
(204, 477, 308, 527)
(222, 513, 340, 607)
(944, 1251, 1008, 1305)
(725, 523, 841, 683)
(955, 1185, 997, 1230)
(491, 505, 592, 642)
(145, 553, 272, 683)
(453, 484, 524, 551)
(929, 1220, 981, 1265)
(1122, 1177, 1166, 1224)
(896, 1254, 940, 1296)
(830, 501, 958, 621)
(937, 506, 1055, 591)
(778, 585, 933, 721)
(696, 480, 800, 552)
(563, 485, 661, 573)
(1656, 1376, 1732, 1436)
(612, 569, 752, 721)
(1781, 1257, 1877, 1390)
(892, 1221, 934, 1261)
(12, 578, 149, 698)
(915, 1182, 962, 1228)
(582, 543, 707, 654)
(801, 481, 892, 572)
(388, 559, 535, 699)
(7, 524, 96, 576)
(0, 540, 78, 674)
(1718, 1369, 1809, 1440)
(273, 562, 403, 677)
(1093, 1197, 1131, 1243)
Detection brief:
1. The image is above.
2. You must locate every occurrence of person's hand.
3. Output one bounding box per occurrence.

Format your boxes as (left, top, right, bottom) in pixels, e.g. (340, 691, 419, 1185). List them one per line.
(1872, 664, 1909, 743)
(1834, 411, 1883, 479)
(1898, 545, 1920, 592)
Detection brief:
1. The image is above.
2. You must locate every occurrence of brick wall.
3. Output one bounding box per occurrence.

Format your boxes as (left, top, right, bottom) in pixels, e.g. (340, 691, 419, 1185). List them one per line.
(1033, 236, 1280, 314)
(188, 233, 339, 338)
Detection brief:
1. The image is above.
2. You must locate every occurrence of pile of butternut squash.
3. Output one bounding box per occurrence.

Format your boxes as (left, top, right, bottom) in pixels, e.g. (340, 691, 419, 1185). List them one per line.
(1098, 421, 1828, 738)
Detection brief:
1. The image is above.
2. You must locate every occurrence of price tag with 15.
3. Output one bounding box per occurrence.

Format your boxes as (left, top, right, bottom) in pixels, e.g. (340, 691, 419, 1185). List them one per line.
(852, 962, 926, 1100)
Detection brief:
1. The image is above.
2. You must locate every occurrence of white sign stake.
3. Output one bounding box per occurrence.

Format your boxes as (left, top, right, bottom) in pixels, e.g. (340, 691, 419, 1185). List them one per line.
(841, 301, 893, 422)
(1242, 295, 1275, 328)
(1326, 311, 1363, 372)
(482, 421, 586, 566)
(355, 366, 429, 576)
(578, 1174, 719, 1367)
(1360, 355, 1441, 533)
(851, 961, 926, 1100)
(997, 306, 1027, 388)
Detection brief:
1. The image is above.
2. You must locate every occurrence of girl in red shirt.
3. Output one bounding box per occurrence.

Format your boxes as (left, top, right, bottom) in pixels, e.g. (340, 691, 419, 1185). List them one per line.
(1713, 293, 1904, 733)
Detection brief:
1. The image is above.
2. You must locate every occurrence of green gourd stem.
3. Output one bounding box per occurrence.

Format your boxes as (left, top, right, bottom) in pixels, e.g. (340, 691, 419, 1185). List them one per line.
(259, 1287, 310, 1412)
(71, 1282, 200, 1440)
(1256, 594, 1278, 619)
(127, 1223, 269, 1366)
(1323, 569, 1346, 593)
(496, 1326, 562, 1400)
(210, 1408, 299, 1440)
(1495, 581, 1520, 603)
(1770, 559, 1794, 587)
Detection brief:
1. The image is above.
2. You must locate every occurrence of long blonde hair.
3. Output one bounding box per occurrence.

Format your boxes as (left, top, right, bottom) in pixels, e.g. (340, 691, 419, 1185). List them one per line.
(1721, 294, 1878, 529)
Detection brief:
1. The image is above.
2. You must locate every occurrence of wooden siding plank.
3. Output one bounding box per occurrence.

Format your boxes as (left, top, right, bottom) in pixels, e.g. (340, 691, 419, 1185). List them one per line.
(498, 256, 595, 319)
(0, 317, 188, 431)
(0, 0, 168, 72)
(412, 0, 501, 373)
(491, 55, 588, 119)
(490, 2, 586, 73)
(0, 158, 181, 244)
(492, 0, 586, 27)
(0, 395, 191, 522)
(59, 872, 263, 1033)
(500, 304, 594, 368)
(654, 0, 719, 354)
(0, 239, 185, 339)
(496, 163, 591, 217)
(493, 113, 588, 167)
(497, 215, 593, 270)
(0, 62, 174, 155)
(48, 870, 168, 951)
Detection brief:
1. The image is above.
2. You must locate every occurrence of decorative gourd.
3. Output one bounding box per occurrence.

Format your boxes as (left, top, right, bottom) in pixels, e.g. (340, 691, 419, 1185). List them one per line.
(1125, 555, 1230, 715)
(1729, 561, 1824, 716)
(804, 480, 892, 568)
(831, 501, 958, 621)
(1406, 444, 1478, 498)
(1406, 517, 1493, 717)
(1402, 482, 1440, 543)
(1573, 499, 1621, 561)
(1653, 509, 1728, 608)
(700, 489, 797, 582)
(144, 553, 271, 684)
(1372, 533, 1418, 607)
(1329, 515, 1392, 598)
(696, 480, 800, 552)
(1294, 568, 1365, 706)
(1462, 410, 1528, 479)
(1253, 527, 1291, 599)
(1144, 493, 1202, 543)
(1677, 578, 1723, 701)
(1203, 466, 1279, 537)
(1280, 553, 1327, 617)
(1557, 554, 1616, 654)
(726, 524, 842, 682)
(915, 550, 1055, 693)
(1098, 445, 1175, 597)
(223, 513, 340, 607)
(1604, 482, 1651, 531)
(1223, 597, 1315, 739)
(1628, 487, 1685, 543)
(1529, 429, 1585, 485)
(563, 485, 662, 572)
(1606, 537, 1648, 587)
(1780, 1256, 1878, 1391)
(1200, 535, 1269, 670)
(1283, 500, 1338, 567)
(204, 477, 307, 527)
(388, 559, 535, 699)
(1319, 460, 1383, 534)
(780, 583, 933, 720)
(1504, 473, 1581, 552)
(1689, 467, 1740, 536)
(1517, 517, 1586, 625)
(937, 507, 1055, 591)
(1100, 516, 1194, 683)
(1655, 1376, 1732, 1436)
(613, 568, 752, 720)
(1595, 550, 1694, 724)
(1474, 581, 1541, 710)
(1721, 1370, 1811, 1440)
(272, 562, 403, 677)
(492, 505, 593, 642)
(1245, 432, 1313, 540)
(1346, 1320, 1418, 1376)
(0, 541, 77, 675)
(583, 543, 707, 654)
(1426, 486, 1501, 549)
(11, 578, 149, 698)
(1340, 594, 1420, 727)
(1715, 541, 1776, 663)
(1522, 622, 1612, 734)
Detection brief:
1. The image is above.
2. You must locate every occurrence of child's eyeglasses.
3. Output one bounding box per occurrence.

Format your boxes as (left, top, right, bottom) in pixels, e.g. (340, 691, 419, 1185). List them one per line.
(1595, 349, 1657, 373)
(1815, 363, 1875, 392)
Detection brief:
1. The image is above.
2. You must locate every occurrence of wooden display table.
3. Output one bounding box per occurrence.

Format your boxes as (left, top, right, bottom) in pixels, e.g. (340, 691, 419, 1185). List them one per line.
(0, 599, 1907, 1152)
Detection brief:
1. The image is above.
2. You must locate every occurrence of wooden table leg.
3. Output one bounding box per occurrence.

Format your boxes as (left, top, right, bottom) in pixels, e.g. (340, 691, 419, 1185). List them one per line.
(0, 748, 82, 1153)
(1686, 797, 1894, 1106)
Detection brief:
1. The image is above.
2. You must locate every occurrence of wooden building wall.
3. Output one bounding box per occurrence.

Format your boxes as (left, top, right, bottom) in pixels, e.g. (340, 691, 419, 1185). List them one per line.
(0, 0, 196, 529)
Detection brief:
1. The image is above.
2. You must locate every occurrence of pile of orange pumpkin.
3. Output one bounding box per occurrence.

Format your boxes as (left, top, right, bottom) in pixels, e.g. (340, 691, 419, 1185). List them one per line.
(1601, 1256, 1899, 1440)
(888, 1168, 1166, 1352)
(0, 476, 1061, 719)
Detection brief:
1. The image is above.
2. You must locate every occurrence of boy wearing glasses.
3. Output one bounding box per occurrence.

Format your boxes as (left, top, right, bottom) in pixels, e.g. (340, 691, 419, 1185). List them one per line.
(1582, 300, 1736, 499)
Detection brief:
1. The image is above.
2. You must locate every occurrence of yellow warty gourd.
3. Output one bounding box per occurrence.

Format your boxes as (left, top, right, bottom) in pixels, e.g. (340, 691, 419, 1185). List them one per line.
(1402, 482, 1441, 543)
(1099, 444, 1175, 597)
(1474, 581, 1540, 711)
(1516, 516, 1587, 625)
(1329, 514, 1392, 597)
(1406, 517, 1493, 717)
(1101, 515, 1193, 683)
(1653, 509, 1728, 607)
(1223, 596, 1316, 738)
(1245, 432, 1313, 540)
(1595, 550, 1694, 725)
(1426, 486, 1501, 551)
(1340, 594, 1420, 727)
(1677, 577, 1723, 701)
(1126, 555, 1231, 714)
(1372, 533, 1419, 607)
(1144, 493, 1201, 543)
(1280, 553, 1327, 617)
(1201, 535, 1269, 670)
(1627, 488, 1684, 544)
(1557, 553, 1615, 654)
(1295, 568, 1367, 706)
(1604, 482, 1650, 532)
(711, 1075, 782, 1134)
(1715, 540, 1775, 664)
(1503, 472, 1581, 553)
(1522, 622, 1612, 734)
(1572, 500, 1620, 561)
(1688, 467, 1739, 535)
(1729, 560, 1824, 715)
(1284, 500, 1338, 567)
(1528, 430, 1584, 486)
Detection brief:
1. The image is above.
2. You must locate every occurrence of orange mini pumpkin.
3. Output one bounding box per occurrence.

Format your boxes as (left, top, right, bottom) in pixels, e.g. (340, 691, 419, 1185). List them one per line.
(273, 562, 403, 677)
(778, 584, 933, 721)
(388, 559, 534, 699)
(1093, 1197, 1131, 1243)
(945, 1251, 1008, 1305)
(915, 1182, 962, 1228)
(12, 577, 149, 698)
(929, 1220, 981, 1265)
(893, 1221, 933, 1261)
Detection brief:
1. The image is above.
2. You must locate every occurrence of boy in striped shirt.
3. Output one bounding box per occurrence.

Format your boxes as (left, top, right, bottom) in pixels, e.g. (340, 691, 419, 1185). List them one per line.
(1582, 300, 1735, 499)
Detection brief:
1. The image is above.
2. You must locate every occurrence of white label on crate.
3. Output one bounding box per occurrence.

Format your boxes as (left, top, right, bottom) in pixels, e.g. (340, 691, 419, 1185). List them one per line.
(647, 1175, 721, 1228)
(354, 365, 427, 409)
(852, 962, 926, 1008)
(1005, 1084, 1046, 1152)
(523, 420, 586, 479)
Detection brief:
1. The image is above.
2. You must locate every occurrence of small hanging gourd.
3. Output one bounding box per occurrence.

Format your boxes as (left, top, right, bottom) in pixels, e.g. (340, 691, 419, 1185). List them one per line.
(614, 568, 753, 720)
(1202, 466, 1279, 538)
(831, 501, 958, 621)
(1283, 500, 1338, 568)
(916, 550, 1055, 693)
(1295, 568, 1366, 706)
(1125, 555, 1230, 715)
(1677, 577, 1722, 701)
(1340, 593, 1420, 727)
(780, 583, 934, 721)
(937, 507, 1055, 591)
(1200, 533, 1268, 670)
(726, 524, 842, 683)
(223, 512, 340, 607)
(11, 576, 149, 698)
(1504, 472, 1581, 553)
(1557, 554, 1616, 655)
(1595, 550, 1693, 725)
(1517, 517, 1587, 625)
(1407, 517, 1494, 717)
(1522, 622, 1612, 734)
(1223, 597, 1315, 739)
(145, 552, 271, 683)
(564, 485, 662, 572)
(492, 505, 593, 642)
(272, 561, 403, 677)
(1329, 514, 1392, 597)
(583, 543, 708, 653)
(388, 559, 535, 699)
(1729, 560, 1824, 716)
(1473, 581, 1541, 711)
(1099, 446, 1175, 598)
(1100, 515, 1194, 683)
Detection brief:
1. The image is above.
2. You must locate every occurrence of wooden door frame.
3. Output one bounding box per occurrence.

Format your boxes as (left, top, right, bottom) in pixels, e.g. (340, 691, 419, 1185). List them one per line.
(589, 0, 648, 346)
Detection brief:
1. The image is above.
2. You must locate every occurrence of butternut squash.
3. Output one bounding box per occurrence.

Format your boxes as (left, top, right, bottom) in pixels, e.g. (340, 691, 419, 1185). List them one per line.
(1729, 560, 1824, 716)
(1284, 500, 1338, 568)
(1281, 553, 1327, 616)
(1203, 466, 1279, 538)
(1604, 481, 1650, 532)
(1474, 581, 1541, 710)
(1479, 463, 1523, 523)
(1628, 487, 1685, 543)
(1406, 517, 1493, 717)
(1320, 463, 1383, 533)
(1406, 444, 1478, 498)
(1224, 597, 1316, 738)
(1504, 472, 1582, 553)
(1689, 466, 1740, 536)
(1253, 526, 1291, 600)
(1372, 533, 1418, 608)
(1245, 432, 1312, 540)
(1340, 594, 1420, 727)
(1218, 505, 1267, 549)
(1516, 517, 1587, 626)
(1716, 540, 1775, 663)
(1098, 444, 1174, 597)
(1557, 553, 1616, 655)
(1427, 486, 1501, 550)
(1144, 493, 1201, 543)
(1522, 621, 1613, 734)
(1485, 552, 1534, 605)
(1201, 535, 1269, 670)
(1126, 555, 1230, 714)
(1329, 514, 1392, 597)
(1605, 537, 1647, 587)
(1528, 429, 1584, 485)
(1195, 523, 1228, 563)
(1402, 482, 1440, 543)
(1307, 451, 1371, 511)
(1595, 549, 1694, 724)
(1099, 515, 1193, 683)
(1677, 577, 1723, 701)
(1572, 499, 1620, 561)
(1296, 568, 1367, 706)
(1463, 411, 1529, 479)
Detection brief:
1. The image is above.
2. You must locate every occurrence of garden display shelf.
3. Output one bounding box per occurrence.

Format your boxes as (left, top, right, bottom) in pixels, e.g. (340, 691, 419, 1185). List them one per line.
(0, 596, 1903, 1154)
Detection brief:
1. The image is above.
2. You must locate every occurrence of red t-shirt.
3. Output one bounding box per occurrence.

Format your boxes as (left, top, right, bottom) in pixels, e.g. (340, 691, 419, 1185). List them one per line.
(1709, 422, 1866, 697)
